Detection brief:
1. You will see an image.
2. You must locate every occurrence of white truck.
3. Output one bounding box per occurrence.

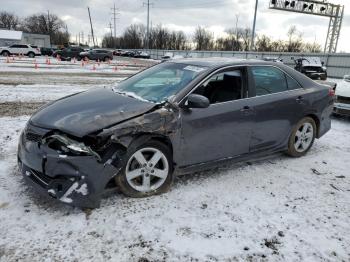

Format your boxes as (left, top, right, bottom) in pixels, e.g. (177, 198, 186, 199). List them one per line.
(0, 44, 41, 58)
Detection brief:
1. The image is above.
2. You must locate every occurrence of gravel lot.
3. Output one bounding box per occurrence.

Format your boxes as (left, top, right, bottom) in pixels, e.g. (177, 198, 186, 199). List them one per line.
(0, 57, 349, 262)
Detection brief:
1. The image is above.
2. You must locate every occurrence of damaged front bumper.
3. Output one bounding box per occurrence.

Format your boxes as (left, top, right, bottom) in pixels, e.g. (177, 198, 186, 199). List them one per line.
(17, 123, 121, 208)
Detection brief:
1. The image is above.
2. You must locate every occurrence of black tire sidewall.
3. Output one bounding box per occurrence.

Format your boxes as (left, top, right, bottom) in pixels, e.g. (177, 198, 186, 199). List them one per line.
(287, 117, 316, 157)
(116, 140, 174, 198)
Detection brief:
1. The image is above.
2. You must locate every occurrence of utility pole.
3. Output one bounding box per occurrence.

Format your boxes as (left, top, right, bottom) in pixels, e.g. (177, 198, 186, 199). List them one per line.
(109, 22, 113, 38)
(47, 10, 50, 35)
(111, 4, 119, 37)
(87, 7, 96, 47)
(143, 0, 153, 49)
(250, 0, 258, 51)
(109, 22, 113, 48)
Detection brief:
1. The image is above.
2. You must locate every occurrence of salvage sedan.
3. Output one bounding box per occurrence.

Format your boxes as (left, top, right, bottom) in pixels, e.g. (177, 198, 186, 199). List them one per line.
(333, 75, 350, 116)
(18, 58, 334, 208)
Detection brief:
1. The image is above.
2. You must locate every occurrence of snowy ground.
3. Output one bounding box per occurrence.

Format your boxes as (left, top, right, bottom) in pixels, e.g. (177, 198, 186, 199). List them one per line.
(0, 57, 349, 262)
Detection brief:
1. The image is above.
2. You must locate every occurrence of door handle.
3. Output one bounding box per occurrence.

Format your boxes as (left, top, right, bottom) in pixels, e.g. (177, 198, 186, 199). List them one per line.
(296, 96, 304, 104)
(240, 106, 254, 115)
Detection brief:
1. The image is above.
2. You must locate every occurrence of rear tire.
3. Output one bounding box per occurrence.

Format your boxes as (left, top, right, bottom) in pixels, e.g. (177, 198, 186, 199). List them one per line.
(28, 52, 35, 58)
(116, 140, 174, 198)
(287, 117, 316, 157)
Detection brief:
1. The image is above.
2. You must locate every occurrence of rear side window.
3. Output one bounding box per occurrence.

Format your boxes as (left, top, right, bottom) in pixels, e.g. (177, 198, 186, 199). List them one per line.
(252, 67, 287, 96)
(286, 74, 302, 90)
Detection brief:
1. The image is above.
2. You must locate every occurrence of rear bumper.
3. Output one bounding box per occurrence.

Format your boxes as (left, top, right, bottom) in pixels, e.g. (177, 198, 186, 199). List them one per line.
(17, 128, 120, 208)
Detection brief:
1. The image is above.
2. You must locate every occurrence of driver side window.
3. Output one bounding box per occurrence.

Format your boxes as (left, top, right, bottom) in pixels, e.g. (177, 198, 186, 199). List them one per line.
(193, 69, 243, 104)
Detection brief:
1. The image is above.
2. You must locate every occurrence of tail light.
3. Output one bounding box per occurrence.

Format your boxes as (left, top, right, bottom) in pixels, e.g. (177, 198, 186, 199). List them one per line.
(36, 48, 40, 52)
(328, 88, 335, 97)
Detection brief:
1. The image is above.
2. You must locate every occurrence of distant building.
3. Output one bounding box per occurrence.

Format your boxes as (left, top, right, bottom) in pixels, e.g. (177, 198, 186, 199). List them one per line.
(0, 29, 51, 47)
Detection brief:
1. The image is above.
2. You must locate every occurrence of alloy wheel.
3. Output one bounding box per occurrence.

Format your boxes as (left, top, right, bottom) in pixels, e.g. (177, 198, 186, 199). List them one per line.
(125, 147, 169, 192)
(294, 122, 314, 153)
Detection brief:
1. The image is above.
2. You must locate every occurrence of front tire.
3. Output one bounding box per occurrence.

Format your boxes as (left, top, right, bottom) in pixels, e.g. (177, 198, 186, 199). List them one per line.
(287, 117, 316, 157)
(116, 140, 174, 198)
(2, 51, 10, 57)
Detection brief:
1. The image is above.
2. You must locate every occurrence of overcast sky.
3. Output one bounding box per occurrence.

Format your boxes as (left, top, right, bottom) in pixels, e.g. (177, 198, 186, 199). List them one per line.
(2, 0, 350, 52)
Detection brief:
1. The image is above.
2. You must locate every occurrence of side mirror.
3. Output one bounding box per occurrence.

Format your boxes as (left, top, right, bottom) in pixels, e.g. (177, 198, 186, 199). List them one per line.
(184, 94, 210, 109)
(321, 61, 325, 66)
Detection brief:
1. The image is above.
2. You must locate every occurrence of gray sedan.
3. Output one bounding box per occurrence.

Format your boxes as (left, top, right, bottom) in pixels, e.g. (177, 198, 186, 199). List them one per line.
(79, 49, 113, 61)
(18, 58, 334, 208)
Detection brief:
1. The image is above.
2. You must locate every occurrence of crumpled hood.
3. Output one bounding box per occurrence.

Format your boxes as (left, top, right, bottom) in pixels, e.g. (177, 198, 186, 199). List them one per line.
(336, 81, 350, 97)
(30, 88, 156, 137)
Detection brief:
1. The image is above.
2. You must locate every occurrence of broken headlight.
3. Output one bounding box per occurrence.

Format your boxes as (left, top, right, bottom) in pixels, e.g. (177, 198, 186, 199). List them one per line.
(43, 134, 101, 160)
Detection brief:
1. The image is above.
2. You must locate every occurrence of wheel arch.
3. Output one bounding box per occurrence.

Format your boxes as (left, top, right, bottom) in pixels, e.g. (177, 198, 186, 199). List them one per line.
(305, 114, 320, 138)
(1, 50, 10, 55)
(131, 133, 174, 156)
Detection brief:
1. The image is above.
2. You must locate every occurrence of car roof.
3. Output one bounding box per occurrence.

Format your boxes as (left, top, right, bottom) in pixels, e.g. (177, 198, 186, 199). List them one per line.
(169, 57, 277, 68)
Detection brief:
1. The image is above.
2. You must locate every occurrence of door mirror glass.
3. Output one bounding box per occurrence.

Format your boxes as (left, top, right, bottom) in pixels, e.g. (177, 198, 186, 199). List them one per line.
(185, 94, 210, 108)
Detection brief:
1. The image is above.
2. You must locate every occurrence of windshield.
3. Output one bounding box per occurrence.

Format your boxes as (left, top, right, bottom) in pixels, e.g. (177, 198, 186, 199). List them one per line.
(113, 62, 207, 103)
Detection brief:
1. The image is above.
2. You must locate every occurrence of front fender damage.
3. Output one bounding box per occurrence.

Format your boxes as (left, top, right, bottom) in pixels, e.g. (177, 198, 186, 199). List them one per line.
(97, 103, 181, 148)
(38, 103, 180, 208)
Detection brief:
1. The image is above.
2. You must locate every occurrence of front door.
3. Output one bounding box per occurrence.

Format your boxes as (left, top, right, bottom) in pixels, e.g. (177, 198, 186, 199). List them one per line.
(179, 67, 255, 167)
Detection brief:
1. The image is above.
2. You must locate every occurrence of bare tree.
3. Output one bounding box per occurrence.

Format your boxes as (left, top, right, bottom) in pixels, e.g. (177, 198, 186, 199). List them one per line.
(193, 26, 214, 51)
(120, 24, 145, 49)
(0, 11, 20, 30)
(286, 26, 303, 52)
(303, 42, 322, 53)
(20, 13, 69, 45)
(239, 27, 251, 51)
(256, 35, 272, 51)
(152, 24, 170, 49)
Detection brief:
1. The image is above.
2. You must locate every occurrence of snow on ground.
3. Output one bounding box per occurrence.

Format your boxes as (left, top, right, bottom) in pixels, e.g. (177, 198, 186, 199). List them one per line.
(0, 57, 349, 261)
(0, 84, 98, 102)
(0, 116, 349, 261)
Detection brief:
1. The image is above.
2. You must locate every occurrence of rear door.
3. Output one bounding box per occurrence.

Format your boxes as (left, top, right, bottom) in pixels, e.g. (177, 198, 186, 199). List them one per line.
(179, 67, 255, 166)
(247, 66, 307, 152)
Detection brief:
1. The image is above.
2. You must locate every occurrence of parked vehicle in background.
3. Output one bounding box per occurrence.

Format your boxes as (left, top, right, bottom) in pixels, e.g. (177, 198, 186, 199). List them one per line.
(40, 47, 55, 56)
(262, 57, 283, 63)
(113, 49, 123, 56)
(53, 46, 84, 59)
(333, 75, 350, 116)
(18, 58, 334, 208)
(161, 52, 184, 62)
(294, 57, 327, 80)
(79, 49, 113, 61)
(0, 44, 41, 58)
(121, 50, 135, 57)
(134, 51, 151, 59)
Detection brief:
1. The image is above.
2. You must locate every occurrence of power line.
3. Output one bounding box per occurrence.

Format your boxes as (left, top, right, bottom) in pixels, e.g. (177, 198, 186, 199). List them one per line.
(156, 0, 232, 9)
